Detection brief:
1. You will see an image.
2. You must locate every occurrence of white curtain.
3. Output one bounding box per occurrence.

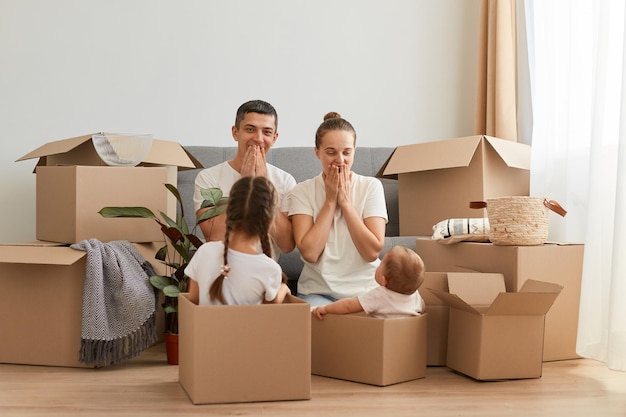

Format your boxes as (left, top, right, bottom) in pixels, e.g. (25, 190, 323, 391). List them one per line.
(525, 0, 626, 371)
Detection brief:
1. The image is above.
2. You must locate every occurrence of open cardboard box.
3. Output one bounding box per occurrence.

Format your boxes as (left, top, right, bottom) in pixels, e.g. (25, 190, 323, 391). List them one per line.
(0, 241, 165, 368)
(377, 135, 531, 235)
(16, 133, 203, 244)
(311, 312, 427, 386)
(429, 273, 562, 380)
(178, 293, 311, 404)
(415, 238, 583, 361)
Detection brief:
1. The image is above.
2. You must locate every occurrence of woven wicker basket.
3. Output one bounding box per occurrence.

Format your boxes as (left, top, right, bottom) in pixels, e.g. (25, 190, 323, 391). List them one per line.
(478, 197, 567, 246)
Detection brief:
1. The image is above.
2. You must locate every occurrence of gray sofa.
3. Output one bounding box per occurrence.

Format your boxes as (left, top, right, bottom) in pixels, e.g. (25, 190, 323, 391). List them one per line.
(178, 146, 419, 293)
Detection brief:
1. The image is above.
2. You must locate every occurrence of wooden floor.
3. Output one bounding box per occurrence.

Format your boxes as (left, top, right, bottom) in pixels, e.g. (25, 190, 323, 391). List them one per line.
(1, 343, 625, 417)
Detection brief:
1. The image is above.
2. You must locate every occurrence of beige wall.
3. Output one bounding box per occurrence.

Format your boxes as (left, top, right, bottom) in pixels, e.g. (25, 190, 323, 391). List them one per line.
(0, 0, 481, 243)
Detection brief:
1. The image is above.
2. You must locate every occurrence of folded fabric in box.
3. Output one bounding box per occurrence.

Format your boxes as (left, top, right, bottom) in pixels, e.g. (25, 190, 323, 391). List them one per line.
(431, 218, 490, 244)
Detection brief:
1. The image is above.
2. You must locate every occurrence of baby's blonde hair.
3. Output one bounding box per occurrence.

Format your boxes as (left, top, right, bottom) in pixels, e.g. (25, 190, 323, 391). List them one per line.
(383, 246, 425, 295)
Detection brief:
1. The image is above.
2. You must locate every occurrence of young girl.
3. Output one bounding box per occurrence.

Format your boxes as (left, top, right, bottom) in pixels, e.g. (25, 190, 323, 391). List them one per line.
(185, 176, 291, 305)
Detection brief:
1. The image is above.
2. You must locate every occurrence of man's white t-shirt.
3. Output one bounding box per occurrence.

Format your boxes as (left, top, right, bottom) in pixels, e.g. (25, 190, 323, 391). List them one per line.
(193, 161, 296, 259)
(184, 241, 283, 306)
(358, 286, 426, 319)
(289, 173, 388, 299)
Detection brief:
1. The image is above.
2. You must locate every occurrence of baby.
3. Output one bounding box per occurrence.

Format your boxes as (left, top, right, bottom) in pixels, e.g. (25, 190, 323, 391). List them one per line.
(311, 246, 425, 319)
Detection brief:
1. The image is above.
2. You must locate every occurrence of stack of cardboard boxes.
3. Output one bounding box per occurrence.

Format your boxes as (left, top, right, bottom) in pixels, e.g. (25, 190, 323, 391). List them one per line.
(376, 134, 583, 380)
(0, 133, 201, 368)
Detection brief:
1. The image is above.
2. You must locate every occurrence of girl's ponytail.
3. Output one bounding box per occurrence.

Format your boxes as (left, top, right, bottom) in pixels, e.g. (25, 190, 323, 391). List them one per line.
(209, 230, 230, 304)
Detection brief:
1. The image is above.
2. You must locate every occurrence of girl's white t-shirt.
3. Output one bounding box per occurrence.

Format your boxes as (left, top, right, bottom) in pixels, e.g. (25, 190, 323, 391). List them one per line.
(289, 173, 388, 299)
(184, 241, 283, 305)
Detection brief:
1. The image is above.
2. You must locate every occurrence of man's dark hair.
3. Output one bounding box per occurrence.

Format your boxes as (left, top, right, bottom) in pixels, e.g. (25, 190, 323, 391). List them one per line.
(235, 100, 278, 130)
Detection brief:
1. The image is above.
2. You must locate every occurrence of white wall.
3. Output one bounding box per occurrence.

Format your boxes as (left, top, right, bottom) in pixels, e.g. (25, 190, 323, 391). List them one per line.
(0, 0, 481, 243)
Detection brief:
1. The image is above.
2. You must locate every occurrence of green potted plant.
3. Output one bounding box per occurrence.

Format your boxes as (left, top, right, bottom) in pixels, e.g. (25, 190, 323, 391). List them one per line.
(99, 183, 227, 364)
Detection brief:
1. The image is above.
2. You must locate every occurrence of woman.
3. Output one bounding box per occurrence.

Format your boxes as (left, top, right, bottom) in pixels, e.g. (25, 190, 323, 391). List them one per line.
(289, 112, 388, 306)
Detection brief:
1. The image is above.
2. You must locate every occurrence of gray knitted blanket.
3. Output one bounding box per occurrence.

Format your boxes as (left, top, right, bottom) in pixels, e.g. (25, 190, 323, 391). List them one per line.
(71, 239, 158, 367)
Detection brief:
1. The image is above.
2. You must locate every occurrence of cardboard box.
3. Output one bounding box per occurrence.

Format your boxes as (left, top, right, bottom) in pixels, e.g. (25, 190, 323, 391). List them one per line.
(17, 134, 203, 244)
(418, 273, 449, 366)
(34, 165, 179, 243)
(377, 135, 531, 235)
(415, 238, 583, 361)
(311, 312, 427, 386)
(430, 273, 562, 380)
(0, 241, 164, 368)
(178, 293, 311, 404)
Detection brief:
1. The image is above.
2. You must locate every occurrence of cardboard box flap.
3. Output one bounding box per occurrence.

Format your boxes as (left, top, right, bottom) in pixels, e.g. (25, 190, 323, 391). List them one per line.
(427, 288, 480, 315)
(520, 279, 564, 295)
(181, 146, 204, 170)
(484, 136, 531, 170)
(0, 246, 84, 265)
(379, 136, 482, 177)
(142, 139, 202, 169)
(16, 134, 94, 162)
(447, 272, 505, 306)
(486, 292, 561, 316)
(375, 148, 398, 178)
(486, 279, 563, 316)
(16, 133, 203, 170)
(418, 272, 449, 305)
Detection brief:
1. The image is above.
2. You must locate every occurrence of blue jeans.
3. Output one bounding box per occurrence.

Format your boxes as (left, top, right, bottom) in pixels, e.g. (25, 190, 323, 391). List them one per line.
(296, 293, 337, 307)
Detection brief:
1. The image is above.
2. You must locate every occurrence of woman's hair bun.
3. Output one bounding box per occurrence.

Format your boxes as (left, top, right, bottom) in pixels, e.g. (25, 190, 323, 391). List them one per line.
(323, 112, 341, 121)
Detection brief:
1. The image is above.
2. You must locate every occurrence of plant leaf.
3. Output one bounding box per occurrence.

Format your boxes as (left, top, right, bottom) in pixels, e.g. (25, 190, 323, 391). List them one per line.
(158, 211, 179, 229)
(163, 284, 181, 298)
(187, 233, 204, 250)
(155, 245, 168, 262)
(200, 188, 223, 206)
(161, 224, 183, 245)
(197, 203, 227, 223)
(164, 183, 184, 216)
(98, 207, 156, 219)
(171, 241, 191, 262)
(177, 212, 190, 235)
(149, 275, 170, 290)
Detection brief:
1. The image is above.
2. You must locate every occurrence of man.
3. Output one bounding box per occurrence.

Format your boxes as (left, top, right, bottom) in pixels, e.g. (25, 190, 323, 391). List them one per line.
(193, 100, 296, 259)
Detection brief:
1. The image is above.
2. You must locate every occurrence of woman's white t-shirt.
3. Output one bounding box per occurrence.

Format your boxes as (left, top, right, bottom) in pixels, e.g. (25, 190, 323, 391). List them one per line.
(184, 241, 283, 305)
(289, 173, 388, 299)
(358, 286, 426, 319)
